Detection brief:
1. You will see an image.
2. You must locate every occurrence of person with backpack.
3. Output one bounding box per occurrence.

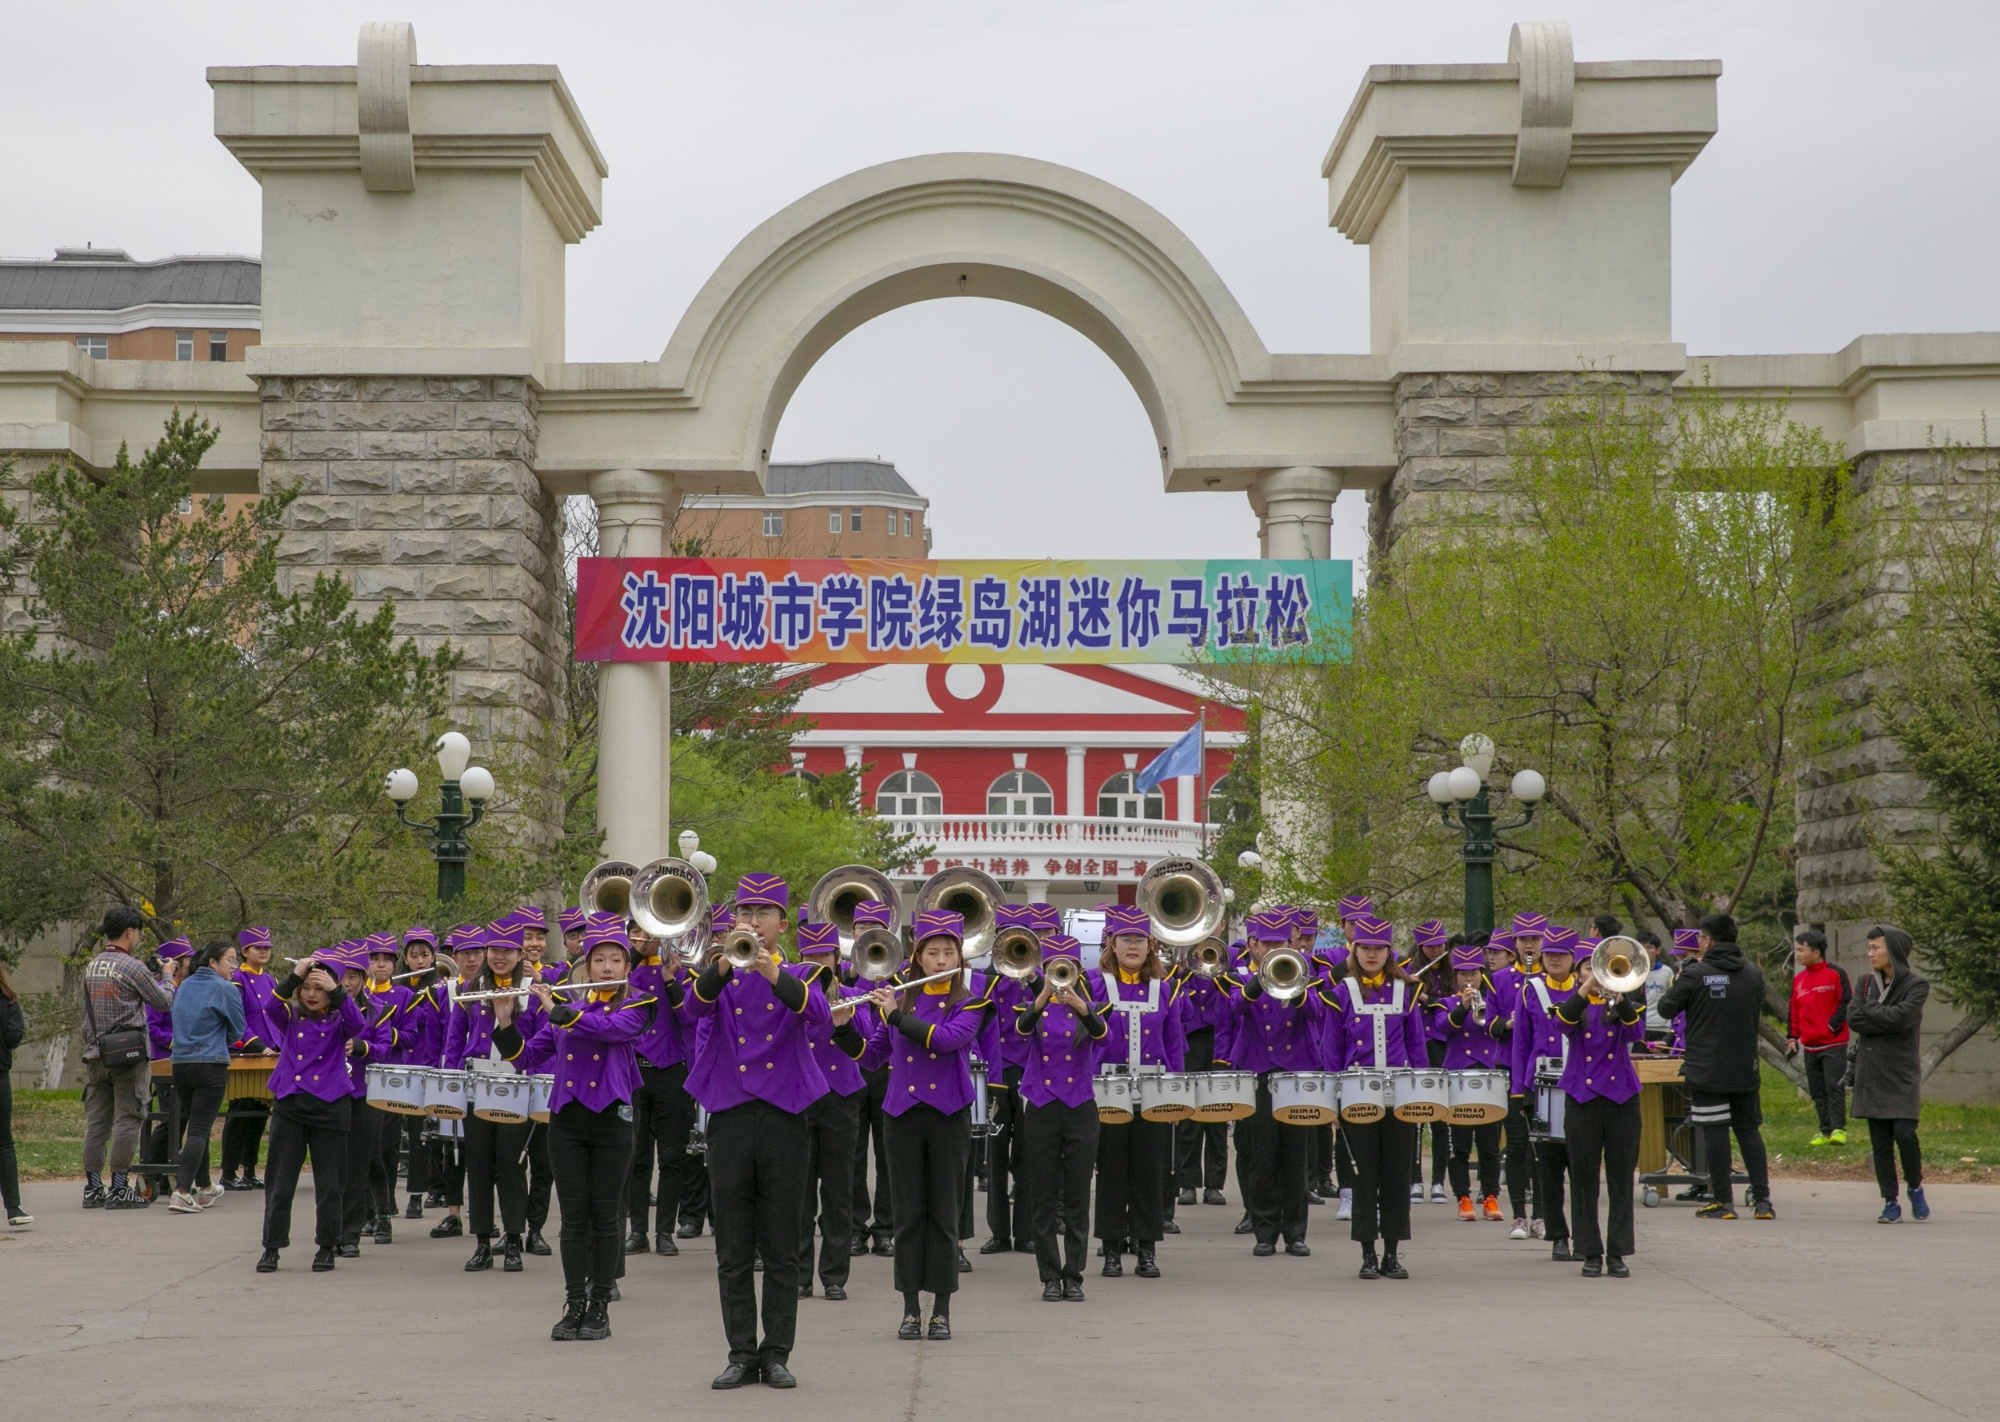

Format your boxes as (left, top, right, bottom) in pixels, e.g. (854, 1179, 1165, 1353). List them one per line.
(1786, 928, 1852, 1146)
(1655, 912, 1774, 1221)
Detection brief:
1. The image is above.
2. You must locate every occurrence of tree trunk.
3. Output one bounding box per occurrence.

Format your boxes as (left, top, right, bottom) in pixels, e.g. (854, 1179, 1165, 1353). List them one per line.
(38, 1034, 69, 1090)
(1920, 1010, 1995, 1082)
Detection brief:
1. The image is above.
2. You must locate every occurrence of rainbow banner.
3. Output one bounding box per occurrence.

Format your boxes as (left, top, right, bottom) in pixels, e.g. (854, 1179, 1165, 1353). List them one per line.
(574, 558, 1351, 664)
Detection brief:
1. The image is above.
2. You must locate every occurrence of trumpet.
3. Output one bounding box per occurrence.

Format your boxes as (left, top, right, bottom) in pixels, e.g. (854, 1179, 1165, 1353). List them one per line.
(1136, 858, 1226, 949)
(578, 860, 638, 920)
(850, 926, 904, 982)
(990, 924, 1042, 980)
(629, 856, 711, 965)
(1042, 956, 1082, 993)
(1588, 934, 1651, 997)
(915, 866, 1006, 963)
(1256, 945, 1310, 1002)
(807, 864, 902, 957)
(717, 925, 764, 971)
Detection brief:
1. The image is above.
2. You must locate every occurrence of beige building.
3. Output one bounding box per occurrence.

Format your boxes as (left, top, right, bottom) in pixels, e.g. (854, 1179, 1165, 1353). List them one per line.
(0, 247, 260, 362)
(678, 458, 930, 557)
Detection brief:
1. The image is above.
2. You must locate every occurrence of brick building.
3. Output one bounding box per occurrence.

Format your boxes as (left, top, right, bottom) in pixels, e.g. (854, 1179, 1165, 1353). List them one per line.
(679, 457, 930, 557)
(0, 247, 260, 362)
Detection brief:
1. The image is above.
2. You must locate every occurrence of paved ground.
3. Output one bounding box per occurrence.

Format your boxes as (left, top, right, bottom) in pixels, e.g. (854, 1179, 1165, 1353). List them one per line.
(1, 1175, 1993, 1421)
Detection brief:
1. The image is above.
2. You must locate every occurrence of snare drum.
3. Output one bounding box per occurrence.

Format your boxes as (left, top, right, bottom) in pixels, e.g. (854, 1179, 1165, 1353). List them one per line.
(425, 1067, 470, 1120)
(365, 1063, 429, 1115)
(471, 1072, 532, 1123)
(526, 1074, 555, 1124)
(1270, 1071, 1337, 1125)
(970, 1059, 993, 1138)
(1447, 1069, 1509, 1124)
(1336, 1067, 1391, 1123)
(1531, 1059, 1566, 1142)
(1390, 1067, 1451, 1123)
(1138, 1071, 1198, 1122)
(1193, 1070, 1257, 1122)
(1092, 1072, 1135, 1125)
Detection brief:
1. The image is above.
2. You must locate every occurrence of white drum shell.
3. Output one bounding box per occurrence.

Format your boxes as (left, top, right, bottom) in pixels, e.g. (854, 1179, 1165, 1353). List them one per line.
(1193, 1070, 1257, 1122)
(1447, 1069, 1509, 1124)
(1138, 1071, 1198, 1122)
(526, 1074, 555, 1123)
(1390, 1067, 1451, 1123)
(1270, 1071, 1337, 1125)
(1336, 1068, 1391, 1124)
(472, 1073, 531, 1123)
(1092, 1073, 1135, 1124)
(425, 1068, 470, 1120)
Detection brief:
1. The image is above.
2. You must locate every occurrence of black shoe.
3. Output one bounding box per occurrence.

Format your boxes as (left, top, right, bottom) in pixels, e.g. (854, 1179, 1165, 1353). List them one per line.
(1136, 1249, 1160, 1278)
(1358, 1250, 1380, 1280)
(1062, 1277, 1085, 1301)
(712, 1362, 760, 1389)
(431, 1214, 463, 1238)
(654, 1232, 678, 1256)
(1252, 1240, 1276, 1257)
(577, 1300, 610, 1341)
(1043, 1279, 1065, 1302)
(957, 1247, 971, 1272)
(404, 1197, 424, 1220)
(676, 1220, 703, 1239)
(1305, 1186, 1324, 1205)
(979, 1236, 1011, 1255)
(1607, 1255, 1630, 1278)
(312, 1247, 336, 1272)
(850, 1231, 871, 1257)
(336, 1242, 360, 1259)
(1380, 1252, 1408, 1280)
(1177, 1188, 1197, 1206)
(607, 1283, 620, 1301)
(874, 1237, 894, 1257)
(763, 1361, 797, 1389)
(246, 1175, 265, 1190)
(822, 1282, 846, 1301)
(373, 1214, 393, 1245)
(255, 1247, 279, 1273)
(1675, 1184, 1711, 1202)
(753, 1252, 764, 1272)
(1016, 1239, 1037, 1254)
(362, 1216, 376, 1238)
(82, 1185, 107, 1209)
(424, 1190, 447, 1208)
(1551, 1239, 1572, 1262)
(624, 1230, 650, 1255)
(1580, 1256, 1604, 1278)
(220, 1175, 249, 1194)
(551, 1298, 587, 1341)
(1204, 1189, 1228, 1207)
(928, 1316, 952, 1341)
(503, 1236, 524, 1272)
(1162, 1218, 1180, 1234)
(1286, 1239, 1311, 1257)
(1102, 1253, 1123, 1278)
(898, 1314, 922, 1341)
(526, 1228, 552, 1256)
(104, 1186, 151, 1210)
(465, 1240, 494, 1271)
(1233, 1212, 1254, 1235)
(797, 1280, 813, 1299)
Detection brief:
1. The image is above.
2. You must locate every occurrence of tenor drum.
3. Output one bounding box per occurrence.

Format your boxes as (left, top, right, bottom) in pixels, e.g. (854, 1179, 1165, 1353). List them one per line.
(526, 1074, 555, 1124)
(969, 1059, 993, 1138)
(1092, 1072, 1135, 1125)
(1138, 1071, 1198, 1122)
(471, 1072, 531, 1123)
(1269, 1071, 1337, 1125)
(1336, 1068, 1391, 1124)
(1193, 1070, 1257, 1122)
(365, 1064, 428, 1115)
(1447, 1069, 1509, 1124)
(1390, 1067, 1451, 1123)
(424, 1068, 470, 1120)
(1531, 1059, 1566, 1142)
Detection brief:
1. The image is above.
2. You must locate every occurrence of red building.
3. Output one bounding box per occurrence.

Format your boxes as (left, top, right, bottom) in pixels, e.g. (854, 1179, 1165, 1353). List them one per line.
(783, 661, 1242, 909)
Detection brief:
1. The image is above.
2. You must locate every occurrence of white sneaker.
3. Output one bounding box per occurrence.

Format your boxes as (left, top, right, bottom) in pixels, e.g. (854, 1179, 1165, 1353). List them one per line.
(168, 1191, 204, 1214)
(1530, 1217, 1546, 1240)
(1336, 1188, 1353, 1222)
(6, 1211, 32, 1227)
(1409, 1182, 1424, 1202)
(197, 1184, 224, 1207)
(1509, 1217, 1528, 1240)
(1431, 1183, 1449, 1203)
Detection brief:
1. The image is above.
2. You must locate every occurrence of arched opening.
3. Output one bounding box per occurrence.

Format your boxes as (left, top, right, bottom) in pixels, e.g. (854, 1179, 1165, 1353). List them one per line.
(1097, 770, 1165, 826)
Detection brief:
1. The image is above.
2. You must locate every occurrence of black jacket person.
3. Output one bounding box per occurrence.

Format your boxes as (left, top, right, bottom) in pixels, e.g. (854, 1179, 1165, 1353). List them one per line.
(1656, 914, 1772, 1215)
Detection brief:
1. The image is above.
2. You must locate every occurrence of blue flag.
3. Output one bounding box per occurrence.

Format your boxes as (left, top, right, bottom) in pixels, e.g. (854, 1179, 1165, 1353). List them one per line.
(1136, 718, 1203, 794)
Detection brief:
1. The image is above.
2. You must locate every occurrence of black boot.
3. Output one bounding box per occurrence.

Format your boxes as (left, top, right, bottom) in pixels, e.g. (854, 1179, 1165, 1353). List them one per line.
(312, 1246, 336, 1272)
(465, 1237, 494, 1271)
(404, 1196, 424, 1220)
(578, 1296, 611, 1341)
(503, 1234, 525, 1272)
(551, 1296, 587, 1341)
(373, 1213, 393, 1244)
(1380, 1248, 1409, 1280)
(655, 1232, 678, 1256)
(624, 1229, 650, 1255)
(1102, 1252, 1123, 1278)
(1233, 1211, 1254, 1235)
(255, 1247, 279, 1273)
(1358, 1246, 1379, 1280)
(431, 1213, 464, 1238)
(1135, 1247, 1160, 1278)
(526, 1227, 552, 1256)
(849, 1230, 870, 1257)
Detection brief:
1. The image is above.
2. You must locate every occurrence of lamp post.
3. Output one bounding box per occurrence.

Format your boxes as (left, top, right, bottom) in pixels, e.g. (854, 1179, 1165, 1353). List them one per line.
(386, 731, 496, 904)
(678, 828, 718, 877)
(1426, 733, 1546, 936)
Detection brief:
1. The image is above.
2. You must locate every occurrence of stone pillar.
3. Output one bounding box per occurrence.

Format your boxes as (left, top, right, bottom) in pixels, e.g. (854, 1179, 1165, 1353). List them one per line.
(590, 469, 674, 865)
(1250, 466, 1340, 559)
(1065, 745, 1087, 820)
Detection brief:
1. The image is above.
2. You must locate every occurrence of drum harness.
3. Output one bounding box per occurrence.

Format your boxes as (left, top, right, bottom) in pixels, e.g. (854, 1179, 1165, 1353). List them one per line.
(1342, 978, 1406, 1067)
(1101, 977, 1163, 1071)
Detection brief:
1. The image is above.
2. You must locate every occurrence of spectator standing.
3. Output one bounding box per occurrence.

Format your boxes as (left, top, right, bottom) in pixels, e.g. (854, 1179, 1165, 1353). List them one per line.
(1786, 929, 1852, 1146)
(1847, 925, 1931, 1223)
(1656, 912, 1774, 1221)
(80, 907, 177, 1209)
(168, 940, 247, 1214)
(2, 960, 28, 1226)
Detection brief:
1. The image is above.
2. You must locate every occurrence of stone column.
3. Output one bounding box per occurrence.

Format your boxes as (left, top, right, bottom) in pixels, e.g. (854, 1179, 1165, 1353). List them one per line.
(590, 469, 673, 865)
(1065, 745, 1087, 821)
(1250, 466, 1340, 559)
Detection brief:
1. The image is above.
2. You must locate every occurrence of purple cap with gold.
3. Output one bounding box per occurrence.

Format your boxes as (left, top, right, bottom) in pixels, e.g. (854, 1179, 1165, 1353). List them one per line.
(710, 903, 735, 932)
(558, 908, 587, 935)
(1578, 937, 1601, 958)
(1028, 904, 1061, 934)
(325, 940, 369, 974)
(485, 919, 525, 950)
(1337, 894, 1374, 923)
(237, 926, 273, 950)
(1292, 908, 1320, 937)
(1350, 915, 1395, 948)
(157, 936, 193, 960)
(994, 905, 1034, 931)
(444, 923, 485, 952)
(1511, 911, 1548, 937)
(581, 914, 631, 954)
(914, 909, 964, 944)
(402, 925, 437, 949)
(365, 932, 399, 958)
(1041, 933, 1082, 960)
(1671, 928, 1699, 955)
(1450, 944, 1485, 972)
(1541, 925, 1579, 955)
(1488, 929, 1516, 953)
(853, 899, 896, 929)
(734, 873, 788, 910)
(1414, 920, 1448, 948)
(1247, 911, 1291, 943)
(1103, 904, 1149, 938)
(797, 921, 840, 955)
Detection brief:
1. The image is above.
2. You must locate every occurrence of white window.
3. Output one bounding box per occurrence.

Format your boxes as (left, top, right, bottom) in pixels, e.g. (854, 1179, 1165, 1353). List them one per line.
(987, 769, 1054, 834)
(904, 512, 913, 536)
(1207, 774, 1245, 824)
(762, 510, 784, 537)
(175, 331, 193, 361)
(1098, 771, 1165, 824)
(208, 332, 228, 362)
(175, 495, 193, 515)
(848, 508, 863, 533)
(876, 769, 943, 820)
(76, 336, 107, 359)
(829, 509, 842, 534)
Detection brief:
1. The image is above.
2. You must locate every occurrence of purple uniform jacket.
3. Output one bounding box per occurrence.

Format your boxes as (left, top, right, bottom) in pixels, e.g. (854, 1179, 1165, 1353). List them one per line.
(348, 987, 402, 1096)
(1226, 976, 1325, 1073)
(1094, 973, 1188, 1072)
(1430, 994, 1507, 1070)
(684, 962, 831, 1115)
(363, 981, 413, 1055)
(799, 963, 869, 1097)
(1322, 977, 1430, 1070)
(1510, 974, 1579, 1094)
(627, 958, 689, 1070)
(393, 980, 451, 1067)
(147, 986, 175, 1060)
(864, 983, 993, 1117)
(525, 990, 655, 1113)
(234, 967, 279, 1051)
(988, 975, 1034, 1071)
(1013, 975, 1108, 1109)
(1555, 996, 1645, 1103)
(269, 990, 368, 1104)
(444, 978, 549, 1074)
(1177, 972, 1234, 1037)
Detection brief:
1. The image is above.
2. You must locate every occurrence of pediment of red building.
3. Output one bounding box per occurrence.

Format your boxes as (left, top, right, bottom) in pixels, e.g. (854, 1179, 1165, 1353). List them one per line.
(785, 662, 1244, 733)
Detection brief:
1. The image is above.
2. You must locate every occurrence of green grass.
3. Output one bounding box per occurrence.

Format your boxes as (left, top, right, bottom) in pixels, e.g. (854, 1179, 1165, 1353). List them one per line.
(12, 1087, 225, 1182)
(1758, 1063, 2000, 1182)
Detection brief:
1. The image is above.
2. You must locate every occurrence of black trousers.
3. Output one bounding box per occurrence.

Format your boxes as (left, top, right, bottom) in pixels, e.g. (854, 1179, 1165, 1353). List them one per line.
(681, 1147, 711, 1229)
(142, 1076, 176, 1184)
(396, 1114, 431, 1199)
(463, 1113, 531, 1238)
(1866, 1117, 1922, 1198)
(1689, 1088, 1769, 1206)
(171, 1062, 228, 1194)
(370, 1104, 403, 1212)
(1095, 1115, 1170, 1248)
(552, 1100, 634, 1302)
(1022, 1099, 1098, 1282)
(0, 1075, 19, 1215)
(1333, 1123, 1356, 1190)
(885, 1103, 971, 1297)
(1175, 1031, 1226, 1193)
(220, 1096, 269, 1178)
(527, 1121, 553, 1232)
(1448, 1122, 1502, 1201)
(432, 1126, 464, 1206)
(1564, 1094, 1640, 1259)
(341, 1100, 384, 1244)
(851, 1069, 893, 1237)
(1804, 1047, 1849, 1133)
(1238, 1077, 1308, 1245)
(1346, 1114, 1416, 1245)
(984, 1066, 1027, 1242)
(262, 1102, 347, 1250)
(1505, 1095, 1537, 1219)
(799, 1088, 860, 1288)
(627, 1061, 698, 1237)
(709, 1098, 811, 1367)
(1313, 1123, 1334, 1187)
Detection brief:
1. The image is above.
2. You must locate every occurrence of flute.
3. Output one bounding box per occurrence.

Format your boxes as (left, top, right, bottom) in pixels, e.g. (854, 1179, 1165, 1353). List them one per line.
(453, 977, 631, 1004)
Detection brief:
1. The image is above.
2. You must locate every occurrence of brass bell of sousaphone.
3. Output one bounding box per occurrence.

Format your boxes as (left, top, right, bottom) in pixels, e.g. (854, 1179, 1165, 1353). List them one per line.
(578, 860, 638, 921)
(991, 922, 1042, 980)
(914, 865, 1005, 963)
(1136, 857, 1226, 949)
(1589, 934, 1651, 996)
(806, 864, 901, 958)
(629, 857, 710, 965)
(850, 925, 904, 981)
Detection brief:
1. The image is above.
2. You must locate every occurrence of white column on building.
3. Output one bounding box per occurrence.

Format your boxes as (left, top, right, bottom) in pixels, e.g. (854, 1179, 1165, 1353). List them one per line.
(1176, 774, 1198, 825)
(1250, 466, 1341, 559)
(1065, 745, 1087, 820)
(590, 468, 673, 865)
(844, 745, 865, 771)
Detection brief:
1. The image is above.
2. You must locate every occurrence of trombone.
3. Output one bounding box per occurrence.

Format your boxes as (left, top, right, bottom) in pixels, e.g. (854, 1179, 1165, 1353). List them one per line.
(1136, 858, 1226, 949)
(914, 865, 1005, 963)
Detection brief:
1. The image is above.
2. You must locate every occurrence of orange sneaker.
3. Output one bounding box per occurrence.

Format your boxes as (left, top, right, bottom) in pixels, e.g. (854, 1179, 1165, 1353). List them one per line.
(1482, 1195, 1503, 1221)
(1457, 1196, 1476, 1221)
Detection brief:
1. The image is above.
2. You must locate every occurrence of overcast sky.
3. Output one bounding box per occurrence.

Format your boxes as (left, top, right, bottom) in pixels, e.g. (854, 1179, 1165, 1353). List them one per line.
(8, 2, 1998, 573)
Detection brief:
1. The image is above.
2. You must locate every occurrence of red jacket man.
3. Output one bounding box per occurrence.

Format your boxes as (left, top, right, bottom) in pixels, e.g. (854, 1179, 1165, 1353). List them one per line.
(1787, 930, 1851, 1143)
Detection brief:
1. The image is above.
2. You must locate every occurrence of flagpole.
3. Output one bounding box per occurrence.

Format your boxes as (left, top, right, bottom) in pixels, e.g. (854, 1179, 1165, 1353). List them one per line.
(1196, 709, 1208, 854)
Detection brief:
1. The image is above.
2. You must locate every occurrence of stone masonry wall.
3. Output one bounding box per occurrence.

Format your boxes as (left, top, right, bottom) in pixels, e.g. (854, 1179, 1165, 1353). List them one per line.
(256, 375, 565, 756)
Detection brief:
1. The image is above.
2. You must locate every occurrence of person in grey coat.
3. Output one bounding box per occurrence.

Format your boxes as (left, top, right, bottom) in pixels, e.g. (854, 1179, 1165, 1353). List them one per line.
(1847, 925, 1930, 1223)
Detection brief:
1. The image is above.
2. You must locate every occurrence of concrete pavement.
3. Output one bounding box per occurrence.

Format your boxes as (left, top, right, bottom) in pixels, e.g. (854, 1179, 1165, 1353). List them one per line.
(1, 1175, 1993, 1421)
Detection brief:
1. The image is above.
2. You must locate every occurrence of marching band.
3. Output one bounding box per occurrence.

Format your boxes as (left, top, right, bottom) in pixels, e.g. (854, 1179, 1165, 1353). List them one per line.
(158, 856, 1676, 1385)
